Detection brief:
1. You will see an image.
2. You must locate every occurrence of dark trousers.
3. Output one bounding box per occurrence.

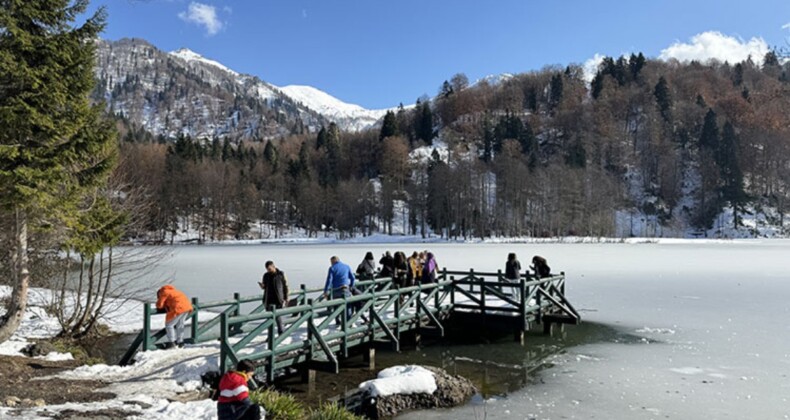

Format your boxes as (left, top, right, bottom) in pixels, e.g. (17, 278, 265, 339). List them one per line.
(331, 288, 352, 325)
(217, 400, 261, 420)
(266, 302, 284, 335)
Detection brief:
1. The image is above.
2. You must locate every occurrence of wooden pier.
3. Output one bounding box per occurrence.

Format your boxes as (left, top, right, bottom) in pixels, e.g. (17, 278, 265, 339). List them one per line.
(120, 269, 580, 383)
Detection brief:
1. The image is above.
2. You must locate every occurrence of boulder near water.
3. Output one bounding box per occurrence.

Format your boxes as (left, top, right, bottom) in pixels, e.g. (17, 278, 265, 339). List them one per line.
(358, 365, 476, 419)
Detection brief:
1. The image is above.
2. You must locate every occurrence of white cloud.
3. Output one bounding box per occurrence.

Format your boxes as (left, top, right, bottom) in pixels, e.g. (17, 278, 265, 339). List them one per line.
(659, 31, 769, 64)
(783, 22, 790, 30)
(582, 53, 606, 83)
(178, 2, 223, 36)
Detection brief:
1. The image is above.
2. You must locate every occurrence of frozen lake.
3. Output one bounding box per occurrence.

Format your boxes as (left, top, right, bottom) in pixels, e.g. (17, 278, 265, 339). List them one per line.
(131, 240, 790, 419)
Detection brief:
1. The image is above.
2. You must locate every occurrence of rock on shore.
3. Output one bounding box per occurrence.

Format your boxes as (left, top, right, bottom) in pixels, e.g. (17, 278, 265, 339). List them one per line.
(359, 365, 476, 419)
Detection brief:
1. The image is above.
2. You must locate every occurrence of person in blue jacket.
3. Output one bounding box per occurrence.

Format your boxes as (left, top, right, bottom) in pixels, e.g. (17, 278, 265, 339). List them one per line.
(324, 256, 355, 322)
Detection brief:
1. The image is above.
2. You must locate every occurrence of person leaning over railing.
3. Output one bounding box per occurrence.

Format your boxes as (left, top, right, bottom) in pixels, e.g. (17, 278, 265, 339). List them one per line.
(323, 256, 356, 323)
(156, 285, 193, 349)
(531, 255, 551, 279)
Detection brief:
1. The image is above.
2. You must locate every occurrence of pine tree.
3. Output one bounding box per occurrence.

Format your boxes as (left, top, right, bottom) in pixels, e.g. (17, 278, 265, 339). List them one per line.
(629, 52, 646, 79)
(221, 138, 233, 161)
(263, 140, 278, 170)
(210, 137, 221, 160)
(379, 110, 398, 141)
(699, 109, 719, 150)
(718, 121, 746, 226)
(549, 74, 564, 111)
(520, 122, 536, 155)
(0, 1, 117, 342)
(415, 101, 434, 144)
(653, 76, 673, 123)
(763, 51, 780, 67)
(439, 80, 453, 98)
(315, 126, 327, 150)
(480, 118, 494, 163)
(732, 63, 744, 86)
(322, 123, 342, 186)
(565, 138, 586, 168)
(590, 72, 605, 99)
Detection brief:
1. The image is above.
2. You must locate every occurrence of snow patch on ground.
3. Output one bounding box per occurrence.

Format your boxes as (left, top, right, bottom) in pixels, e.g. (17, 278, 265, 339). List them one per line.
(409, 139, 449, 164)
(636, 327, 677, 335)
(359, 365, 437, 397)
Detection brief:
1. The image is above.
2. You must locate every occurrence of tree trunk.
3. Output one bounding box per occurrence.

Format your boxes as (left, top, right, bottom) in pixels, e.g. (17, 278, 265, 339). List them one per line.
(0, 209, 30, 343)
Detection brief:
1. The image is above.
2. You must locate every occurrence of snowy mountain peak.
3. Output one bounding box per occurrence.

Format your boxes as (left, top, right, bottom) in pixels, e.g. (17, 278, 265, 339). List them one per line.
(279, 85, 391, 131)
(165, 48, 392, 131)
(169, 48, 239, 76)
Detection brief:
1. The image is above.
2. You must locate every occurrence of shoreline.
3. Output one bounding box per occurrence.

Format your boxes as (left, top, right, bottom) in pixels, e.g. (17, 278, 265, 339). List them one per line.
(122, 234, 788, 247)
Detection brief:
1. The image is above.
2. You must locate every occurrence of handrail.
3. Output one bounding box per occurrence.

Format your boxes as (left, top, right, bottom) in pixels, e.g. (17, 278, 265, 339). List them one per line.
(122, 268, 576, 376)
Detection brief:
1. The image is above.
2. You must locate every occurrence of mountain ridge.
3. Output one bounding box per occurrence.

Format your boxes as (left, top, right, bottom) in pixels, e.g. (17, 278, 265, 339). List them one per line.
(94, 38, 395, 139)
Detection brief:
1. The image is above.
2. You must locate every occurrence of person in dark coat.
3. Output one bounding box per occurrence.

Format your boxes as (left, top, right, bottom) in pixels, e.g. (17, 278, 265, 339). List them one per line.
(216, 359, 263, 420)
(393, 251, 409, 288)
(531, 255, 551, 278)
(505, 253, 522, 300)
(356, 251, 377, 278)
(379, 251, 394, 278)
(258, 260, 289, 335)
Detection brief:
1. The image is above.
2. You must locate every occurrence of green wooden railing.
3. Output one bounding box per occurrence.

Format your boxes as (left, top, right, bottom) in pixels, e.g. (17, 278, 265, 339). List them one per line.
(120, 275, 403, 366)
(120, 268, 579, 378)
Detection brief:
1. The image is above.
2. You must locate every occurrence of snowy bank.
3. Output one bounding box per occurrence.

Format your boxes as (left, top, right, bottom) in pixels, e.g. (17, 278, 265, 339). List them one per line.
(359, 365, 437, 397)
(0, 286, 223, 419)
(359, 365, 476, 419)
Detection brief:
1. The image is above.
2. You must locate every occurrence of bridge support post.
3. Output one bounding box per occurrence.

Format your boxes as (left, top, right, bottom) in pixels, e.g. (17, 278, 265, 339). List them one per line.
(142, 303, 152, 350)
(363, 345, 376, 371)
(514, 330, 525, 345)
(543, 321, 564, 336)
(190, 297, 199, 344)
(300, 367, 316, 393)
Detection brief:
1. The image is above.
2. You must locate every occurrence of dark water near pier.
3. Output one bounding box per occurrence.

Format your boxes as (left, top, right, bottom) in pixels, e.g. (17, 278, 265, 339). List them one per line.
(273, 320, 642, 409)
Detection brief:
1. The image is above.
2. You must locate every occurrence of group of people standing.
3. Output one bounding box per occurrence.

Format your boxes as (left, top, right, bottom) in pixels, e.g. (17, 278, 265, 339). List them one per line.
(156, 251, 552, 420)
(505, 253, 551, 280)
(356, 250, 438, 287)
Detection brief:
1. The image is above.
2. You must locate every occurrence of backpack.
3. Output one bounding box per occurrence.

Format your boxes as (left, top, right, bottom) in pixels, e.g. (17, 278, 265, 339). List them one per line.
(201, 371, 222, 401)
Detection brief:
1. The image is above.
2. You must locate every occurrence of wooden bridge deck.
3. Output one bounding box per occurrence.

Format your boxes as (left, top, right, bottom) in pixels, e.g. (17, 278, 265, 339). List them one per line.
(120, 269, 580, 382)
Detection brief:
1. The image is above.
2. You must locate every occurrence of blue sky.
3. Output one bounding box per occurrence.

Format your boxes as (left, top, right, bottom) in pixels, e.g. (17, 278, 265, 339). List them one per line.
(86, 1, 790, 109)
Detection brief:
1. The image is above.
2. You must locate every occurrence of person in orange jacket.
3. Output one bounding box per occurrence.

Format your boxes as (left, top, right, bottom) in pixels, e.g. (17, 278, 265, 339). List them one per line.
(156, 285, 193, 349)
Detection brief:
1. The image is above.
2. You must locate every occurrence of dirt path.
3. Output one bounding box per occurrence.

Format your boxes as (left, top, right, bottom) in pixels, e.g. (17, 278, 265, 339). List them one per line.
(0, 355, 115, 406)
(0, 355, 150, 419)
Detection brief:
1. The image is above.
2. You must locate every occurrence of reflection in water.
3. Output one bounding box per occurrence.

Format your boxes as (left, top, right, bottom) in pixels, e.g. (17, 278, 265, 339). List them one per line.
(372, 320, 644, 398)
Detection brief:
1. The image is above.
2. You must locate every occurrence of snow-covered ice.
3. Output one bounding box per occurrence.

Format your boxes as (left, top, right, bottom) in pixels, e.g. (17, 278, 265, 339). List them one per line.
(4, 240, 790, 419)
